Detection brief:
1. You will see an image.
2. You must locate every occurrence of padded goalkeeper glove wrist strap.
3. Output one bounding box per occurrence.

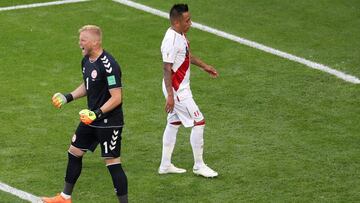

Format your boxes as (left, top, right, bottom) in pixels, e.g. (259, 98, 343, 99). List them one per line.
(65, 93, 74, 103)
(94, 109, 103, 119)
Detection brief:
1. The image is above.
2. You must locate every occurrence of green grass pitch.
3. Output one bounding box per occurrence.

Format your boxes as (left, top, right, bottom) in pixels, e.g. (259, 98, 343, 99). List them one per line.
(0, 0, 359, 202)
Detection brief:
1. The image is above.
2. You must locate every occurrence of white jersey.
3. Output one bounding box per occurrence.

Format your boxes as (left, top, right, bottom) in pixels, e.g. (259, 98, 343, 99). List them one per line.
(161, 27, 192, 101)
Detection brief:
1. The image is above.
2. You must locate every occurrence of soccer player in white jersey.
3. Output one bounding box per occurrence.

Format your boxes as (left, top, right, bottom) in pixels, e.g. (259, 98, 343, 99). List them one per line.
(159, 4, 219, 178)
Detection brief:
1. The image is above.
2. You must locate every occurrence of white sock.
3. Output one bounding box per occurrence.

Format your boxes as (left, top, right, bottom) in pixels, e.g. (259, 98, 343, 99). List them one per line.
(190, 125, 205, 168)
(60, 192, 71, 199)
(160, 123, 180, 169)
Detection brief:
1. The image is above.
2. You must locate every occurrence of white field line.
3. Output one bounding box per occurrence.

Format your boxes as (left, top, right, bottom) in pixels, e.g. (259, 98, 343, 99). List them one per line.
(112, 0, 360, 84)
(0, 182, 42, 203)
(0, 0, 89, 11)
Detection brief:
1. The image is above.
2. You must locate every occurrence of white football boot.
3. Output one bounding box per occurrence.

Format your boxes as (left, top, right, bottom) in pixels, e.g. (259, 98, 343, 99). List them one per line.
(158, 164, 186, 174)
(193, 164, 218, 178)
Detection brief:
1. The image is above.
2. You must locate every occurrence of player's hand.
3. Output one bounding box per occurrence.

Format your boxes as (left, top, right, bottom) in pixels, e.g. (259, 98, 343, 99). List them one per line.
(52, 93, 67, 108)
(165, 96, 174, 113)
(204, 65, 219, 78)
(79, 109, 97, 125)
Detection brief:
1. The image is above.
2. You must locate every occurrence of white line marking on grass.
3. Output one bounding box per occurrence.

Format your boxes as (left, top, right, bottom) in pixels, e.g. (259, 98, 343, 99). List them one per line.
(0, 0, 89, 11)
(0, 181, 42, 203)
(112, 0, 360, 84)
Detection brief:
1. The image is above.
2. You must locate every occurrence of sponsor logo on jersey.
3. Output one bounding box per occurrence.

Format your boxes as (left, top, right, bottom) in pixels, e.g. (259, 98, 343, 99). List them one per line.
(104, 62, 111, 68)
(106, 67, 113, 73)
(100, 55, 113, 73)
(110, 130, 119, 150)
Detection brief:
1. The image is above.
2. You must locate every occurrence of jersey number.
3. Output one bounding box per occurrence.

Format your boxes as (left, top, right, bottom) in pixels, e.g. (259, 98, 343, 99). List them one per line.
(103, 141, 108, 154)
(86, 77, 89, 90)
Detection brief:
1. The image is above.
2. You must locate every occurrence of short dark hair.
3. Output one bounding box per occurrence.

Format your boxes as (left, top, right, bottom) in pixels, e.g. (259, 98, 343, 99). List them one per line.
(170, 4, 188, 21)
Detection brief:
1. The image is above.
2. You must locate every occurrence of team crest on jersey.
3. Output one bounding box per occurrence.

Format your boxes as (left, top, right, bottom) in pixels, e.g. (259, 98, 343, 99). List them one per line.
(91, 70, 97, 79)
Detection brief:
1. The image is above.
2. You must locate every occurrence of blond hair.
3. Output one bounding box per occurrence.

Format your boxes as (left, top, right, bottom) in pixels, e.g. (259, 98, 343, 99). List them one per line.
(79, 25, 102, 43)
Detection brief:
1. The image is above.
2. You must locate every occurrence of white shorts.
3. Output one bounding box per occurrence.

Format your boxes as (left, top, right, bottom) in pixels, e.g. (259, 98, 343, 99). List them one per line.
(167, 97, 204, 128)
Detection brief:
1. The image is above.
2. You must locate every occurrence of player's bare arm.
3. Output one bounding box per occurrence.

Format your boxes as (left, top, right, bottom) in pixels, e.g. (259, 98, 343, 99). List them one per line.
(71, 82, 87, 100)
(163, 62, 174, 113)
(52, 83, 87, 108)
(191, 55, 219, 78)
(99, 87, 122, 114)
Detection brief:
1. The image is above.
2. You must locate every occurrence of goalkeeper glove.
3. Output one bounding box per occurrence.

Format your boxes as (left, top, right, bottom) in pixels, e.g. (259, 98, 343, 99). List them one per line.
(52, 93, 73, 108)
(79, 109, 102, 125)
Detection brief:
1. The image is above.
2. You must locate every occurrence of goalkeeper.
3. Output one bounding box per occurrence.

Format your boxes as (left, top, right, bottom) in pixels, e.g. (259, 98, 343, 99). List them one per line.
(42, 25, 127, 203)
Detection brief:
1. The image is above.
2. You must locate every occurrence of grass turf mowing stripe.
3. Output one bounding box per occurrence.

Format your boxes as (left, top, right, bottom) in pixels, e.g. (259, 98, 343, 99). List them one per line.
(0, 181, 41, 203)
(0, 0, 89, 11)
(112, 0, 360, 84)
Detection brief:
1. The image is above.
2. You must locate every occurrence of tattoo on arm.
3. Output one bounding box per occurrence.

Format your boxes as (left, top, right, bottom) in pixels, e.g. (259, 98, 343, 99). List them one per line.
(163, 62, 174, 97)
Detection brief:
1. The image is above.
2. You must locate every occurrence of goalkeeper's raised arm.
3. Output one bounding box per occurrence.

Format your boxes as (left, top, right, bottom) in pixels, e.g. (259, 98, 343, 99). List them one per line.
(51, 82, 87, 108)
(43, 25, 128, 203)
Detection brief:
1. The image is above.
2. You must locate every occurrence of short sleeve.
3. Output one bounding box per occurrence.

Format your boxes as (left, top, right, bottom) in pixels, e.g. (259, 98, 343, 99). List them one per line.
(161, 37, 176, 63)
(81, 58, 85, 72)
(100, 55, 122, 89)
